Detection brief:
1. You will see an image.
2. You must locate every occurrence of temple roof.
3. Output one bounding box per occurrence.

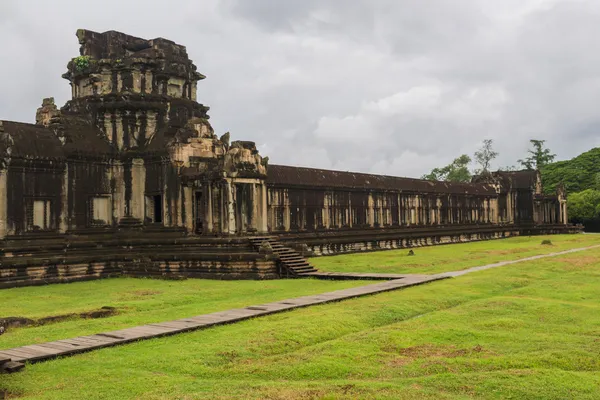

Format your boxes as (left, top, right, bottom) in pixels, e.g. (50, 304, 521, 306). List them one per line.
(0, 116, 113, 160)
(493, 170, 538, 189)
(267, 164, 497, 195)
(0, 121, 64, 159)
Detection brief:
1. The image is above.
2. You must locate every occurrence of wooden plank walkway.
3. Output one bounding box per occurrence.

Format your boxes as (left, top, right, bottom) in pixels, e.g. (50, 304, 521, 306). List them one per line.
(0, 274, 445, 365)
(298, 271, 416, 280)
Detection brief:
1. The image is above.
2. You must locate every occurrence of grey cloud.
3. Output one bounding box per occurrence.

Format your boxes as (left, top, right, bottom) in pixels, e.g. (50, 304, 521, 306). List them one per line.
(1, 0, 599, 179)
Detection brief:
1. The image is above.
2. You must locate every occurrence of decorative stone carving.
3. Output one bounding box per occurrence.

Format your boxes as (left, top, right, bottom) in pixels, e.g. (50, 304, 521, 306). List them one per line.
(223, 141, 267, 178)
(259, 241, 273, 254)
(36, 98, 60, 127)
(168, 118, 226, 166)
(220, 132, 230, 149)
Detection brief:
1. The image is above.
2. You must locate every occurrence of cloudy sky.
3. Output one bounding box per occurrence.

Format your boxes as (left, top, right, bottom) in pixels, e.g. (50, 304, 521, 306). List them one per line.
(1, 0, 599, 177)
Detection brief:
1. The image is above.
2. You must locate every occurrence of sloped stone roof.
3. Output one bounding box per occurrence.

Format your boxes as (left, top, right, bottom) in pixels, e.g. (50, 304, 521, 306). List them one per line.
(0, 121, 64, 159)
(267, 164, 497, 195)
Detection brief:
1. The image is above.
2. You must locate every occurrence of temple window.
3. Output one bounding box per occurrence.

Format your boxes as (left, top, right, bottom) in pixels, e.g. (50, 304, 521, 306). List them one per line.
(27, 199, 52, 231)
(89, 196, 111, 226)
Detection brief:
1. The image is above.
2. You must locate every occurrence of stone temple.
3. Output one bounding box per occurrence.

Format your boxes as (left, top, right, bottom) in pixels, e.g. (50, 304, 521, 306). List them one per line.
(0, 30, 575, 288)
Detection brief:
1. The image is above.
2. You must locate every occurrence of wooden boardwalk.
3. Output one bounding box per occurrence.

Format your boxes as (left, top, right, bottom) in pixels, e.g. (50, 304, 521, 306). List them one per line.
(298, 271, 414, 280)
(0, 274, 445, 365)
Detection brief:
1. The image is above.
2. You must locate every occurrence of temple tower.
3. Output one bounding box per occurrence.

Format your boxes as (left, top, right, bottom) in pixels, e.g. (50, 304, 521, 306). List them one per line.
(61, 29, 209, 151)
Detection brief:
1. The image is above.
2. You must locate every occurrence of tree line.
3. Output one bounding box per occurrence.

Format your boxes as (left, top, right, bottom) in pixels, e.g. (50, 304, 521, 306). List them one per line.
(421, 139, 555, 183)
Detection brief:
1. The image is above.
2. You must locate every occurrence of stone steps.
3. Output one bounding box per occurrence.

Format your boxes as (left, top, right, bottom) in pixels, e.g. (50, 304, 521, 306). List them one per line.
(250, 237, 318, 276)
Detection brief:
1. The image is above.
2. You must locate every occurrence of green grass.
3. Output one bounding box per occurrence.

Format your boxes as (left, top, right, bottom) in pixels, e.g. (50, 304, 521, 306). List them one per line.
(0, 278, 366, 349)
(311, 234, 600, 274)
(2, 237, 600, 399)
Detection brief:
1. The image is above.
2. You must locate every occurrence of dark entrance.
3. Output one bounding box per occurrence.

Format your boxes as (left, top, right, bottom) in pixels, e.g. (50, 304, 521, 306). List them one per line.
(153, 195, 163, 224)
(195, 192, 204, 234)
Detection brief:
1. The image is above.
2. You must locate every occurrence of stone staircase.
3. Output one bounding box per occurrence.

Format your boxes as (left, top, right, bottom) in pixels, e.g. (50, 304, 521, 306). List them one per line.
(249, 237, 318, 277)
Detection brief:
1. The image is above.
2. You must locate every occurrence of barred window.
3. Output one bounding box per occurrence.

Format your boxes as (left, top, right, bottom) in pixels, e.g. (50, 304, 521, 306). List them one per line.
(27, 199, 52, 231)
(89, 197, 111, 226)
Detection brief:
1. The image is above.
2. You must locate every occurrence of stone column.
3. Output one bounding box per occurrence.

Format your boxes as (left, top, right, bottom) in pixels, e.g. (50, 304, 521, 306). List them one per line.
(348, 194, 353, 228)
(368, 193, 375, 227)
(206, 183, 213, 233)
(0, 169, 7, 238)
(183, 186, 194, 233)
(115, 114, 124, 150)
(130, 158, 145, 221)
(283, 189, 291, 232)
(59, 166, 69, 233)
(226, 180, 236, 234)
(323, 192, 330, 229)
(250, 183, 258, 231)
(261, 184, 268, 233)
(112, 161, 126, 223)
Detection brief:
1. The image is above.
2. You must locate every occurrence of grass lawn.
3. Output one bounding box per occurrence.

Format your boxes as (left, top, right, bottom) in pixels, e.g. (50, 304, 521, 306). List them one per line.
(2, 241, 600, 399)
(311, 234, 600, 274)
(0, 278, 367, 349)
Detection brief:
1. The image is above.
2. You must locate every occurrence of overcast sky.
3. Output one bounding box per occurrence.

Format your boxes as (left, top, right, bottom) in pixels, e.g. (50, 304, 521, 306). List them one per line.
(1, 0, 599, 177)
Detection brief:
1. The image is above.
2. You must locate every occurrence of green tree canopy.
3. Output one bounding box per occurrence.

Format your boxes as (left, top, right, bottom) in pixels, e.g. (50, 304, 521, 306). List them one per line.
(567, 189, 600, 221)
(540, 147, 600, 194)
(422, 154, 472, 183)
(518, 139, 556, 170)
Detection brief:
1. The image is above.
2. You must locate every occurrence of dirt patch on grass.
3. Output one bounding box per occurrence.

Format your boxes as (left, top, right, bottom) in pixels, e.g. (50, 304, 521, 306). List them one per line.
(555, 256, 599, 270)
(0, 306, 118, 333)
(257, 384, 366, 400)
(488, 248, 533, 256)
(387, 344, 492, 367)
(399, 344, 487, 358)
(129, 289, 162, 296)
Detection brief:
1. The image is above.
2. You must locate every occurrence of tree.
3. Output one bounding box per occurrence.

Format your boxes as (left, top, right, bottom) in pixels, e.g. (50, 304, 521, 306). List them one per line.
(422, 154, 472, 183)
(567, 189, 600, 221)
(518, 139, 556, 170)
(539, 147, 600, 194)
(498, 165, 518, 172)
(474, 139, 498, 175)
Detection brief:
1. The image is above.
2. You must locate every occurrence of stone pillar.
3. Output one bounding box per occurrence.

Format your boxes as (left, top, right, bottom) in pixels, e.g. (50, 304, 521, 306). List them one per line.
(0, 169, 7, 238)
(348, 195, 353, 228)
(206, 183, 213, 233)
(250, 183, 258, 231)
(226, 180, 236, 234)
(112, 161, 126, 223)
(261, 184, 268, 233)
(283, 189, 291, 232)
(130, 158, 145, 221)
(368, 193, 375, 227)
(59, 166, 69, 233)
(183, 186, 194, 233)
(115, 114, 124, 150)
(324, 193, 330, 229)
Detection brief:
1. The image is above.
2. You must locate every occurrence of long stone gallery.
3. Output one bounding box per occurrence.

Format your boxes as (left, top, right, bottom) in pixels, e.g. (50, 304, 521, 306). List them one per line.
(0, 30, 576, 288)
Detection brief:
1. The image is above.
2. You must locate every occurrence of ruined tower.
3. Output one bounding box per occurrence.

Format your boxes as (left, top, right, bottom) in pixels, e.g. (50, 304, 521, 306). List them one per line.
(61, 29, 209, 151)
